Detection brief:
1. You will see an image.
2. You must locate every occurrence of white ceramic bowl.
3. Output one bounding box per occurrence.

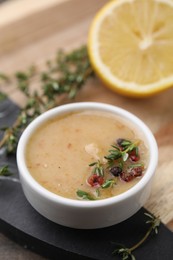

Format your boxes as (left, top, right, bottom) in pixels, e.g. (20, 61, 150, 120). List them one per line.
(17, 102, 158, 229)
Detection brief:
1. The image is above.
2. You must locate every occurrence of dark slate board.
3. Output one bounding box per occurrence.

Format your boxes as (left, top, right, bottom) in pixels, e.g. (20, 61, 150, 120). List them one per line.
(0, 100, 173, 260)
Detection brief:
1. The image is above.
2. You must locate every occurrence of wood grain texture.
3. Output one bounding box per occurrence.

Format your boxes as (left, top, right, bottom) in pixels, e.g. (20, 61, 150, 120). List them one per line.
(0, 0, 67, 26)
(0, 0, 173, 258)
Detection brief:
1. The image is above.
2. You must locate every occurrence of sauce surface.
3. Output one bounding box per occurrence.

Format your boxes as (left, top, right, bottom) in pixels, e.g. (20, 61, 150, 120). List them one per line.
(26, 110, 149, 200)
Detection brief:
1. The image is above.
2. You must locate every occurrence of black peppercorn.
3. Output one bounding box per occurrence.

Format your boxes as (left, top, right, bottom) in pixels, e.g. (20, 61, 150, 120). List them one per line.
(110, 166, 122, 176)
(116, 138, 125, 147)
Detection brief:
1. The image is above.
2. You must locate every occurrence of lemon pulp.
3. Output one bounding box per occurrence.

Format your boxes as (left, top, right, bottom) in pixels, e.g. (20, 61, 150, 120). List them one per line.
(88, 0, 173, 97)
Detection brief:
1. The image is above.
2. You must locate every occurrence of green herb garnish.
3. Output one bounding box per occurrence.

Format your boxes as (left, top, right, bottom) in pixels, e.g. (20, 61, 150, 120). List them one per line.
(76, 190, 96, 200)
(101, 179, 116, 189)
(0, 165, 13, 176)
(77, 138, 144, 200)
(89, 160, 105, 176)
(113, 213, 160, 260)
(0, 46, 94, 154)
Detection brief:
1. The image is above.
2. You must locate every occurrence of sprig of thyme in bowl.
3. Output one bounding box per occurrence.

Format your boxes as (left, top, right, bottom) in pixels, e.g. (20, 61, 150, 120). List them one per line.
(113, 213, 161, 260)
(76, 138, 144, 200)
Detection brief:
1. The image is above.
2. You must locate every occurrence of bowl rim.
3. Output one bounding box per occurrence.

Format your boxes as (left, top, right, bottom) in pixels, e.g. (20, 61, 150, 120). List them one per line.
(17, 102, 158, 208)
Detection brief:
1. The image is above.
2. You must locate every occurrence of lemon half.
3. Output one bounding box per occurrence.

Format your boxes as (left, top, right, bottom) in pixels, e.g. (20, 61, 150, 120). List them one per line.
(88, 0, 173, 97)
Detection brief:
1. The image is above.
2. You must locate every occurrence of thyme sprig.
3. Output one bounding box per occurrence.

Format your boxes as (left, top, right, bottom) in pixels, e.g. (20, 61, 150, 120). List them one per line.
(0, 46, 94, 154)
(105, 140, 139, 167)
(0, 165, 13, 176)
(89, 160, 105, 176)
(77, 138, 143, 200)
(113, 213, 160, 260)
(101, 178, 116, 188)
(76, 190, 96, 200)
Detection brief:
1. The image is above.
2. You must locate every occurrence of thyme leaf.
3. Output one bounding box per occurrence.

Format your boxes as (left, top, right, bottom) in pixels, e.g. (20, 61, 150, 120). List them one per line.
(76, 190, 96, 200)
(0, 166, 13, 176)
(101, 179, 116, 189)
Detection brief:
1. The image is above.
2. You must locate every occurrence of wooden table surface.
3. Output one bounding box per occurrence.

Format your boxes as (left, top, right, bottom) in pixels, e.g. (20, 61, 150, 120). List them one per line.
(0, 0, 173, 258)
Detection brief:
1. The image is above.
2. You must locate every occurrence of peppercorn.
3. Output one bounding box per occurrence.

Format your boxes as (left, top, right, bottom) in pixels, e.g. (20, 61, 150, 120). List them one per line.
(130, 166, 143, 177)
(110, 166, 122, 176)
(116, 138, 125, 147)
(120, 171, 134, 182)
(129, 149, 140, 162)
(87, 174, 104, 187)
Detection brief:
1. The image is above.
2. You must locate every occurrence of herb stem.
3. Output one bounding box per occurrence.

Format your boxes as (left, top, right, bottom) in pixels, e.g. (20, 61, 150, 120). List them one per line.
(123, 140, 140, 154)
(129, 225, 153, 252)
(113, 213, 160, 260)
(0, 129, 12, 148)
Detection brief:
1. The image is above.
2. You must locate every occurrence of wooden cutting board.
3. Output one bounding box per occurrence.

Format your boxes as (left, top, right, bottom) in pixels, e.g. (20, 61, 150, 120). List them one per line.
(0, 0, 173, 258)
